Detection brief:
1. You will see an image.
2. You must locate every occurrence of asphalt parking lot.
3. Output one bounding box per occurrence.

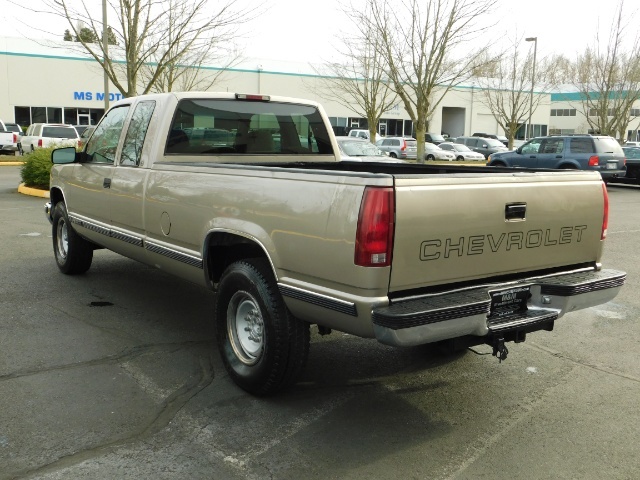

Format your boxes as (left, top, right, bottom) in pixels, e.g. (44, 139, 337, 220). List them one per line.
(1, 165, 639, 480)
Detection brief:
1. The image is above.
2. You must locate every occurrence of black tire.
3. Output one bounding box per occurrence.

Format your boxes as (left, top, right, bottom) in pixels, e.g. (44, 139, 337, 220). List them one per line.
(17, 144, 23, 155)
(491, 161, 506, 167)
(457, 155, 464, 161)
(216, 258, 310, 396)
(426, 154, 435, 161)
(389, 152, 397, 158)
(52, 202, 93, 274)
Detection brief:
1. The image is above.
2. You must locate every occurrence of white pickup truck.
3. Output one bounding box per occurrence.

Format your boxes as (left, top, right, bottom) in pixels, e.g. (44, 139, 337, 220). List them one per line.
(46, 92, 625, 395)
(19, 123, 78, 154)
(0, 119, 20, 154)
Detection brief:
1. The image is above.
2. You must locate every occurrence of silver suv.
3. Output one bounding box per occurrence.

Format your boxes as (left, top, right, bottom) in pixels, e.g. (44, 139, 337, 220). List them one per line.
(375, 136, 417, 159)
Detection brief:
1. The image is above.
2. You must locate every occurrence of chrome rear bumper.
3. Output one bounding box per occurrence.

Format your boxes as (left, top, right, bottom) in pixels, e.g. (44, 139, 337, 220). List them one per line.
(372, 269, 626, 347)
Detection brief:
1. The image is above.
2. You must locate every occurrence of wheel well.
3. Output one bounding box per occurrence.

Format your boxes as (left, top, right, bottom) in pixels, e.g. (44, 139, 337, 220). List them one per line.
(205, 232, 270, 285)
(558, 163, 578, 169)
(491, 161, 506, 167)
(50, 187, 64, 207)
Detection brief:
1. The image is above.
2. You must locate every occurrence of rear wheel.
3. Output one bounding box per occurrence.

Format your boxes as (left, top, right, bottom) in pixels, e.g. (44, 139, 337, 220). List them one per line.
(389, 152, 397, 158)
(52, 202, 93, 274)
(216, 258, 310, 396)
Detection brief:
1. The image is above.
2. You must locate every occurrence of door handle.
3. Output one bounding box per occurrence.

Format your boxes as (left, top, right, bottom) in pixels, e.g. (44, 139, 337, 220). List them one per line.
(103, 178, 111, 189)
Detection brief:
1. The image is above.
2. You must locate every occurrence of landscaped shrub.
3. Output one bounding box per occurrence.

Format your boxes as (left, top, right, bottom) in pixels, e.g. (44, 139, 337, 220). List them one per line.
(20, 147, 55, 189)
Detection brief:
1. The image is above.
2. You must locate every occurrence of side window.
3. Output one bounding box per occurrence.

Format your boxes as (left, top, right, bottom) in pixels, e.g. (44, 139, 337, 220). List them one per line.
(382, 139, 391, 146)
(392, 139, 400, 146)
(570, 138, 594, 154)
(521, 139, 542, 154)
(85, 105, 130, 164)
(120, 101, 156, 167)
(540, 138, 564, 154)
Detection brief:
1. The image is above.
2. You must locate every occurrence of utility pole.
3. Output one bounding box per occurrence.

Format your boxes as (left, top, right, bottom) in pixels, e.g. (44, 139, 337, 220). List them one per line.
(525, 37, 537, 141)
(102, 0, 109, 111)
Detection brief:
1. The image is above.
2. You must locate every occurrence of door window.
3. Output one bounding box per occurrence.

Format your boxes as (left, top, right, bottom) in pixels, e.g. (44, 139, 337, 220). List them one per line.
(85, 105, 130, 164)
(521, 139, 543, 154)
(540, 138, 564, 154)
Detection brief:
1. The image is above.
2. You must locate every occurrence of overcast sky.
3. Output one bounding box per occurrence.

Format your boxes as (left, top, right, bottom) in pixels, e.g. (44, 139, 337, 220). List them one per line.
(0, 0, 636, 64)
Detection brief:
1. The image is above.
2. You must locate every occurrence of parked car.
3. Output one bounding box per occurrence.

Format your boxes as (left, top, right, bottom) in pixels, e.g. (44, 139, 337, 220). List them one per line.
(438, 142, 486, 161)
(0, 121, 22, 154)
(473, 132, 509, 147)
(424, 132, 446, 145)
(624, 141, 640, 147)
(454, 136, 508, 158)
(487, 134, 626, 183)
(423, 142, 455, 161)
(335, 136, 404, 162)
(73, 125, 91, 136)
(19, 123, 79, 154)
(348, 129, 372, 140)
(375, 136, 418, 159)
(612, 146, 640, 184)
(78, 125, 96, 149)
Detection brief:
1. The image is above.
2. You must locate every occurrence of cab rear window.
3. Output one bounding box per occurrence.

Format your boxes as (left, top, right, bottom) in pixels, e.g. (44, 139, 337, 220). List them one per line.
(167, 99, 333, 155)
(42, 126, 77, 138)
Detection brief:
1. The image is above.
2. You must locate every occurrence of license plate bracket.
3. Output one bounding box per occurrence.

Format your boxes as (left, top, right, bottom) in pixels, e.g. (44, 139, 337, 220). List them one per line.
(489, 285, 531, 318)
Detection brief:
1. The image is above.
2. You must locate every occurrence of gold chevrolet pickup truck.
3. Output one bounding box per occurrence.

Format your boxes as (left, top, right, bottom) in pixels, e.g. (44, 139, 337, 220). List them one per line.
(45, 92, 625, 395)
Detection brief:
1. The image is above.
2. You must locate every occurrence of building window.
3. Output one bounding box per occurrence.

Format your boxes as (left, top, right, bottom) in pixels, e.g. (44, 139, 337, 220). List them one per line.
(630, 109, 640, 117)
(14, 107, 30, 127)
(47, 107, 62, 123)
(32, 107, 46, 123)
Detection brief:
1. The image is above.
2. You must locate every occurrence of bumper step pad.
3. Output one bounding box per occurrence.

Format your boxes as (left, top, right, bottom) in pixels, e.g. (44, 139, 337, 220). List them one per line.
(373, 269, 625, 331)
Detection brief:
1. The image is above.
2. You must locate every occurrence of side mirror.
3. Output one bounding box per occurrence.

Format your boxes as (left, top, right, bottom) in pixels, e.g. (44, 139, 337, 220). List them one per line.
(51, 146, 77, 164)
(516, 147, 523, 154)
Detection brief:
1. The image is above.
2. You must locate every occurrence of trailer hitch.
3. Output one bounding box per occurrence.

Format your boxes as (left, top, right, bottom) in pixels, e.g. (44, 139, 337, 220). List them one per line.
(491, 337, 509, 363)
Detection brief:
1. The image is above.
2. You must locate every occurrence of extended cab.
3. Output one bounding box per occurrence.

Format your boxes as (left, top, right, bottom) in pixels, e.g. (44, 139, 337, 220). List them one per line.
(46, 92, 625, 395)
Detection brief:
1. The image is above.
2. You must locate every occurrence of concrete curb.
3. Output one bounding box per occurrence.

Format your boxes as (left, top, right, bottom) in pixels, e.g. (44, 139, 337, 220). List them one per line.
(18, 183, 49, 198)
(0, 161, 25, 166)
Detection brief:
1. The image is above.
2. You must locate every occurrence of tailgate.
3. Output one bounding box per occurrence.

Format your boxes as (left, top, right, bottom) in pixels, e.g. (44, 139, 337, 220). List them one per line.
(390, 171, 606, 292)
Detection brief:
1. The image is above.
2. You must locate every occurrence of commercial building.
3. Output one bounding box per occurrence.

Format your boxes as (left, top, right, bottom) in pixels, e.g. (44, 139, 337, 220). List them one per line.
(1, 35, 554, 139)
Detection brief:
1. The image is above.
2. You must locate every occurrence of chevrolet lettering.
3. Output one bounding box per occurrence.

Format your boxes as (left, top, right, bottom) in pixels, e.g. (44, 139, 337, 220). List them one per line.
(420, 225, 588, 260)
(46, 92, 625, 396)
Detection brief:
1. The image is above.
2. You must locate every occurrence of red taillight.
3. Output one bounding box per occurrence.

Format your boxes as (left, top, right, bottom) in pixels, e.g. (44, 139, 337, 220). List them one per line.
(355, 187, 395, 267)
(601, 182, 609, 240)
(401, 139, 406, 151)
(588, 155, 599, 166)
(38, 139, 42, 147)
(12, 133, 17, 143)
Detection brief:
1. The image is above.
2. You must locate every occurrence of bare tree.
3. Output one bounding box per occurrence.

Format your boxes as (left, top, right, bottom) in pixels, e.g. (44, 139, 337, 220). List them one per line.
(311, 14, 396, 143)
(572, 1, 640, 141)
(355, 0, 497, 162)
(139, 0, 243, 93)
(44, 0, 252, 97)
(538, 54, 574, 87)
(476, 39, 545, 149)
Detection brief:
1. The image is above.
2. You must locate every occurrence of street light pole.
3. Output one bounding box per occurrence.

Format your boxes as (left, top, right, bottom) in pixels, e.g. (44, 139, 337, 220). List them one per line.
(525, 37, 537, 141)
(102, 0, 109, 111)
